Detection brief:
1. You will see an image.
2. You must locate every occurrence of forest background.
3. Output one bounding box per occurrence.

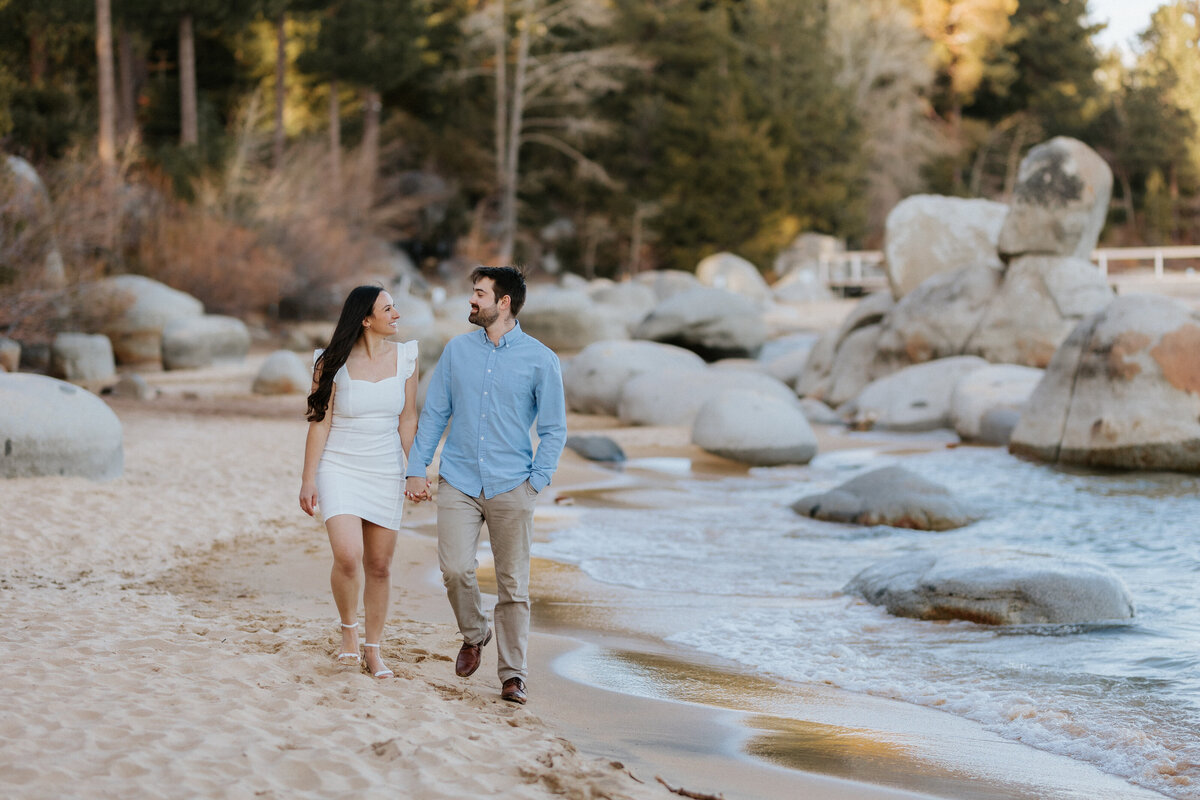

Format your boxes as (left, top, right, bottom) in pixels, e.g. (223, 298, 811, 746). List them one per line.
(1, 0, 1198, 327)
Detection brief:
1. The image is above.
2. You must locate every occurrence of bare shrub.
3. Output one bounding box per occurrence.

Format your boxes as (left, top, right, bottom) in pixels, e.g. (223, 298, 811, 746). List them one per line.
(134, 201, 292, 316)
(247, 141, 388, 296)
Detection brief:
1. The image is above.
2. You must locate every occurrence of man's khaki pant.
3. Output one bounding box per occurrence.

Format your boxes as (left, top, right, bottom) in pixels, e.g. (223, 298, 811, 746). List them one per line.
(436, 480, 537, 683)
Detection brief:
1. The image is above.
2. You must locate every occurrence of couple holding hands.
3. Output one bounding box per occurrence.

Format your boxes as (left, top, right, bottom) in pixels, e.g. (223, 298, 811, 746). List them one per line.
(299, 266, 566, 705)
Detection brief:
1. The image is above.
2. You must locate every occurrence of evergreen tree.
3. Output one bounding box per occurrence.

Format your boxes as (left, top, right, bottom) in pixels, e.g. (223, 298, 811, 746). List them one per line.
(968, 0, 1102, 136)
(296, 0, 425, 209)
(1138, 1, 1200, 184)
(0, 0, 93, 161)
(599, 0, 863, 274)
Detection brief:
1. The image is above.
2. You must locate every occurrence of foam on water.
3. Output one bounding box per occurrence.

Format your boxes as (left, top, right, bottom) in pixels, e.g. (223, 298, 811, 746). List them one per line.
(536, 447, 1200, 799)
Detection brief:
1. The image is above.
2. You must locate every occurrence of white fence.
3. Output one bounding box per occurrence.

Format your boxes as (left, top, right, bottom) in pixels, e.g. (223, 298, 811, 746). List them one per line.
(818, 246, 1200, 290)
(817, 251, 887, 291)
(1094, 246, 1200, 278)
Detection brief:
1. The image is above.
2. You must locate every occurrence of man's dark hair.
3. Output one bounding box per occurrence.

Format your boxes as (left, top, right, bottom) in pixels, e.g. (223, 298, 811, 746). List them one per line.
(470, 265, 527, 316)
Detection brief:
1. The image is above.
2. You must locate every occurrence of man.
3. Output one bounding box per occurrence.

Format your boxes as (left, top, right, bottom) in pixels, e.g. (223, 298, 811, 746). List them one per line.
(405, 266, 566, 705)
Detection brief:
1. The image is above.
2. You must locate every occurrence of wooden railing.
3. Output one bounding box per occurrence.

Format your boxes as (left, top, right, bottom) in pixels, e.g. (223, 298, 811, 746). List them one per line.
(817, 246, 1200, 291)
(817, 251, 887, 293)
(1093, 246, 1200, 277)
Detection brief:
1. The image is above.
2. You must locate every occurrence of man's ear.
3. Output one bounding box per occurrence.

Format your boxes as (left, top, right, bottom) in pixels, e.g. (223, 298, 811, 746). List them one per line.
(498, 294, 511, 311)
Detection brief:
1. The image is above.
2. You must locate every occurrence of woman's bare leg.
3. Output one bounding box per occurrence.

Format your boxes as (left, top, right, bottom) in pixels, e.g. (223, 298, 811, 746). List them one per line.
(326, 514, 365, 658)
(362, 521, 398, 675)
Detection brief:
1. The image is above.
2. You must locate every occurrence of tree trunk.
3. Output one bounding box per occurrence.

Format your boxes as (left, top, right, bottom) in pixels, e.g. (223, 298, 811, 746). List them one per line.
(117, 24, 136, 142)
(499, 0, 533, 263)
(96, 0, 117, 169)
(1169, 165, 1180, 241)
(179, 14, 198, 146)
(329, 80, 342, 196)
(629, 204, 647, 277)
(1117, 168, 1136, 238)
(273, 12, 286, 169)
(494, 0, 508, 252)
(29, 29, 46, 85)
(1003, 120, 1028, 200)
(360, 89, 381, 214)
(949, 102, 963, 192)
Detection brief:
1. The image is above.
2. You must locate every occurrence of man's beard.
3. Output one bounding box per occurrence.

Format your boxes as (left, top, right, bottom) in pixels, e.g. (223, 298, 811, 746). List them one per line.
(469, 305, 499, 327)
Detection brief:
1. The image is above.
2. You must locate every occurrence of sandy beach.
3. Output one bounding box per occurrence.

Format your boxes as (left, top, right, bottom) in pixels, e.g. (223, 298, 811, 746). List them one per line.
(1, 326, 1186, 799)
(0, 364, 936, 800)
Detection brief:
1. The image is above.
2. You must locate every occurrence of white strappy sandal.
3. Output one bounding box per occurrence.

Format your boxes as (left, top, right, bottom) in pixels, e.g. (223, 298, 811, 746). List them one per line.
(362, 643, 394, 679)
(336, 621, 361, 665)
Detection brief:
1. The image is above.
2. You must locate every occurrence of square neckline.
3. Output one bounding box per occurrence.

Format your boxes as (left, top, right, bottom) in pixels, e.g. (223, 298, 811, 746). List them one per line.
(341, 343, 401, 384)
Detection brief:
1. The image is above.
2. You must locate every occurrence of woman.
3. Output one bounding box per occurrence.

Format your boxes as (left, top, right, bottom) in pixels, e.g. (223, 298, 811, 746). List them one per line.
(299, 285, 419, 679)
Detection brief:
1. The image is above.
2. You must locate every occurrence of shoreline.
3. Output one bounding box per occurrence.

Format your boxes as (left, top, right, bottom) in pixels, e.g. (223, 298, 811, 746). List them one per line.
(1, 390, 1173, 799)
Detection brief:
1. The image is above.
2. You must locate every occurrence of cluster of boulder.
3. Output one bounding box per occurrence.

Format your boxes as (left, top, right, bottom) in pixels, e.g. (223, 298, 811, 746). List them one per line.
(545, 138, 1200, 476)
(1, 274, 253, 389)
(549, 136, 1178, 630)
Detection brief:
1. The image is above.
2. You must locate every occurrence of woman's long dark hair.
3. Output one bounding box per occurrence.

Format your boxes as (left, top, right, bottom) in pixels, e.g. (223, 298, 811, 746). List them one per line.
(306, 285, 384, 422)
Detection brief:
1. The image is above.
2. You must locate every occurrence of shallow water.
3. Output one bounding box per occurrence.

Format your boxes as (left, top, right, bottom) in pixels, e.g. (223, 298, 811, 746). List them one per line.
(536, 445, 1200, 799)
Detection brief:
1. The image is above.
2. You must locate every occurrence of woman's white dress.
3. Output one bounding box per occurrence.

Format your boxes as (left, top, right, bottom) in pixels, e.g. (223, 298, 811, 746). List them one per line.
(315, 341, 418, 530)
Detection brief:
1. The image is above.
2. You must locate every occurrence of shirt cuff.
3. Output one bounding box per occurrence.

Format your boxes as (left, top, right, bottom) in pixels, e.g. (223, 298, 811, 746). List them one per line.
(528, 473, 550, 493)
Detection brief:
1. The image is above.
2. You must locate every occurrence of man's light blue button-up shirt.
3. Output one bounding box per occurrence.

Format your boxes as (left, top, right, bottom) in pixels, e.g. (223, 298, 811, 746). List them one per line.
(406, 322, 567, 499)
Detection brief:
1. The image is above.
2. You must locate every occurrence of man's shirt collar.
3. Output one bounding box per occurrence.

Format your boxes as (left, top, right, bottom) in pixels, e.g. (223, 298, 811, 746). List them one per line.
(478, 320, 525, 348)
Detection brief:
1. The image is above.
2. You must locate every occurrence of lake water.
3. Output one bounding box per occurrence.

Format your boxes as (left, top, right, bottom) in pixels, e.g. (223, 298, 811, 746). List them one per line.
(536, 442, 1200, 799)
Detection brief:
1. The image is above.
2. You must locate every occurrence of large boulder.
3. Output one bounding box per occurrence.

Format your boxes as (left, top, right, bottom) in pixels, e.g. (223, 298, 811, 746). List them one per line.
(872, 256, 1112, 371)
(618, 367, 797, 427)
(1, 155, 66, 289)
(564, 434, 626, 463)
(390, 291, 436, 342)
(563, 340, 705, 416)
(588, 280, 658, 334)
(252, 350, 311, 395)
(872, 264, 1003, 366)
(111, 373, 155, 401)
(388, 292, 437, 374)
(78, 275, 205, 365)
(691, 388, 817, 466)
(998, 137, 1113, 260)
(792, 466, 976, 531)
(950, 364, 1044, 442)
(634, 269, 703, 301)
(284, 321, 336, 351)
(161, 315, 251, 370)
(823, 324, 887, 408)
(798, 396, 842, 425)
(773, 232, 844, 277)
(844, 549, 1135, 625)
(0, 337, 19, 372)
(0, 373, 123, 479)
(771, 268, 835, 303)
(634, 286, 767, 360)
(795, 291, 895, 403)
(883, 195, 1007, 299)
(761, 336, 818, 387)
(49, 333, 116, 385)
(841, 356, 990, 432)
(518, 288, 628, 352)
(1009, 294, 1200, 470)
(695, 252, 770, 304)
(963, 255, 1114, 366)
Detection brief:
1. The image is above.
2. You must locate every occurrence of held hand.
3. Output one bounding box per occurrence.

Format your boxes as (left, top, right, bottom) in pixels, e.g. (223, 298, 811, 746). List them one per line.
(404, 476, 431, 503)
(299, 481, 319, 516)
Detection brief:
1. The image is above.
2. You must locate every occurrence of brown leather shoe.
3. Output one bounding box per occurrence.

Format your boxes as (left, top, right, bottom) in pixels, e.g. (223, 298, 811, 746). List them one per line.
(454, 629, 492, 677)
(501, 677, 527, 705)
